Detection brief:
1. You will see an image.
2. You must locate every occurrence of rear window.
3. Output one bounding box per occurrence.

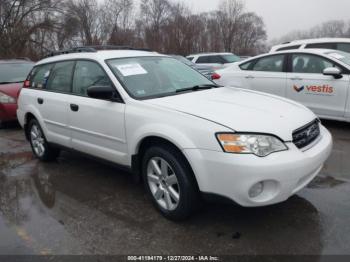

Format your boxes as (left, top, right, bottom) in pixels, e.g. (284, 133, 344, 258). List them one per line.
(0, 63, 33, 84)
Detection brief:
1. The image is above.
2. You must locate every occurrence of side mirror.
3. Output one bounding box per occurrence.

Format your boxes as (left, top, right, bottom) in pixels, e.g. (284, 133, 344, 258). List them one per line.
(87, 86, 122, 102)
(323, 67, 343, 79)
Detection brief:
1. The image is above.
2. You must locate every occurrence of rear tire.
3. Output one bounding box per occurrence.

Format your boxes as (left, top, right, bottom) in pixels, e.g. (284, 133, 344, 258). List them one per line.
(142, 144, 200, 220)
(28, 119, 60, 162)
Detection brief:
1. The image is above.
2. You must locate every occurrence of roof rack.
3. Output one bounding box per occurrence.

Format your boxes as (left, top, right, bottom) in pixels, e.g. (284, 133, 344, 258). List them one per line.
(45, 45, 152, 58)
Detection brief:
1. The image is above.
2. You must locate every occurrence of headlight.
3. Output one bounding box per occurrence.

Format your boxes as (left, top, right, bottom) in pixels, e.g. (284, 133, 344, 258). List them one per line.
(0, 92, 16, 104)
(216, 133, 288, 157)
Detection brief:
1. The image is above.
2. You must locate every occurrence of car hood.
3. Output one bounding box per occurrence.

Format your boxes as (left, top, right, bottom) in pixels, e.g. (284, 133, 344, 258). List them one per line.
(0, 83, 22, 98)
(146, 87, 316, 141)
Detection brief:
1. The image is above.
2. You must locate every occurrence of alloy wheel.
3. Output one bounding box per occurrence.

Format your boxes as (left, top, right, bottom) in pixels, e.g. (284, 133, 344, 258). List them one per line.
(147, 157, 180, 211)
(30, 124, 45, 157)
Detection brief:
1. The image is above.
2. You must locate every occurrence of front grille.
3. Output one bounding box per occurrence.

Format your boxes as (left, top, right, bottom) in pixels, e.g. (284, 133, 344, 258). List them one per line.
(293, 119, 320, 149)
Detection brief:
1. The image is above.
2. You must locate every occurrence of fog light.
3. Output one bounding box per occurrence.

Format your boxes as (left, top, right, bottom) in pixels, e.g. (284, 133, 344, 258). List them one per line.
(249, 182, 264, 198)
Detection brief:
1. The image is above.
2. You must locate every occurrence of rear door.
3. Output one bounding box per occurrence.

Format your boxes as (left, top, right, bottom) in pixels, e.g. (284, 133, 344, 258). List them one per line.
(243, 54, 287, 97)
(286, 53, 349, 117)
(68, 60, 127, 165)
(30, 61, 74, 147)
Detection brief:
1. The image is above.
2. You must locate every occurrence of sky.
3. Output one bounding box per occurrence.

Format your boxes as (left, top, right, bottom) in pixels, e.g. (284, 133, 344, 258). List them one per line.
(175, 0, 350, 41)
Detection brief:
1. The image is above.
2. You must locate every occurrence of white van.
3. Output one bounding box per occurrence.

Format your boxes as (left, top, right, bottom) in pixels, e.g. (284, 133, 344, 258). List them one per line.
(270, 38, 350, 53)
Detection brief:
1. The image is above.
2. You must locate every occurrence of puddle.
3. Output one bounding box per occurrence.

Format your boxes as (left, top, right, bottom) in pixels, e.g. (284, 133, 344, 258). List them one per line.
(1, 125, 350, 255)
(0, 152, 35, 176)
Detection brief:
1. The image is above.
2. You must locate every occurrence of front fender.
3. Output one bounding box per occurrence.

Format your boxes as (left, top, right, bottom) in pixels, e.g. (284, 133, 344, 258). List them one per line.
(129, 123, 197, 156)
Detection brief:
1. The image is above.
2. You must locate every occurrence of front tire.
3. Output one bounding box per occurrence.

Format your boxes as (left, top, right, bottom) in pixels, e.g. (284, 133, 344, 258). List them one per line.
(142, 145, 199, 220)
(28, 119, 60, 162)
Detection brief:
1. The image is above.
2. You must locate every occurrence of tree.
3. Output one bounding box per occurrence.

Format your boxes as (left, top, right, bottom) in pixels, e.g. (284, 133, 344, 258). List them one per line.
(0, 0, 61, 59)
(102, 0, 135, 45)
(0, 0, 268, 59)
(139, 0, 171, 51)
(64, 0, 101, 46)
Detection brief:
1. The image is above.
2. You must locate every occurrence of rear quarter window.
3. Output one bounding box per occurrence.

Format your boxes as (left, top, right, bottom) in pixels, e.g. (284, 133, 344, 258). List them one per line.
(239, 61, 254, 70)
(30, 64, 54, 89)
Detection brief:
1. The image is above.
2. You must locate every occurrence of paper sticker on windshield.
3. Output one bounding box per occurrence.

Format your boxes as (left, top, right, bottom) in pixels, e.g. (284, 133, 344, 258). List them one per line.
(116, 63, 147, 76)
(329, 53, 344, 60)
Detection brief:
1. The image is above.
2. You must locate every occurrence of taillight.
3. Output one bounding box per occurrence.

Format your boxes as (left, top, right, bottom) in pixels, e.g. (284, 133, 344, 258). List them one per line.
(23, 80, 31, 88)
(211, 73, 221, 80)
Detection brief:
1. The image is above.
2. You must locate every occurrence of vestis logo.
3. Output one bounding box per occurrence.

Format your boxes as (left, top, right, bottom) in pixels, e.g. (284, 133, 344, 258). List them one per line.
(293, 84, 334, 94)
(293, 85, 304, 92)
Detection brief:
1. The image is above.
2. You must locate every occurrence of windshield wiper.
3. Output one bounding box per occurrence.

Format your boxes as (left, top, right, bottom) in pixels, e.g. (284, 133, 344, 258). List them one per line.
(176, 84, 221, 93)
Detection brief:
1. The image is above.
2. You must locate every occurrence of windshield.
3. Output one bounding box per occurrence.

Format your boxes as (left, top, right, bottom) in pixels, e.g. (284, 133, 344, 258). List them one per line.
(0, 63, 34, 84)
(326, 51, 350, 66)
(222, 54, 240, 63)
(107, 56, 214, 99)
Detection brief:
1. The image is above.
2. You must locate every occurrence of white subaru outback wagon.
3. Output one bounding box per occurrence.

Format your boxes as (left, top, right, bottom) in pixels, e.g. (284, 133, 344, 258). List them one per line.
(17, 46, 332, 220)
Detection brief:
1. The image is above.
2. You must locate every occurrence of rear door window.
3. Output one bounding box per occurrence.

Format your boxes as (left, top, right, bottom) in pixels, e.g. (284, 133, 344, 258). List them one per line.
(252, 55, 285, 72)
(46, 61, 75, 93)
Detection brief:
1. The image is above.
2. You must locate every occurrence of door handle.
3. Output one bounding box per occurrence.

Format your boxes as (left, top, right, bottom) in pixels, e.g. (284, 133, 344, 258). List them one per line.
(245, 75, 255, 79)
(290, 77, 303, 81)
(37, 98, 44, 104)
(70, 104, 79, 112)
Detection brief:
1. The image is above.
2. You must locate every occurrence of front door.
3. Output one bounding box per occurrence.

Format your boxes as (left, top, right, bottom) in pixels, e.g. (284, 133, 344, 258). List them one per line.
(68, 60, 127, 165)
(286, 53, 349, 117)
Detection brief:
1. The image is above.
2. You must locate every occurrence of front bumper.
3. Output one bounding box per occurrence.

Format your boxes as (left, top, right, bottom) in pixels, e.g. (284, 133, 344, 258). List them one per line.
(184, 125, 332, 207)
(0, 103, 17, 122)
